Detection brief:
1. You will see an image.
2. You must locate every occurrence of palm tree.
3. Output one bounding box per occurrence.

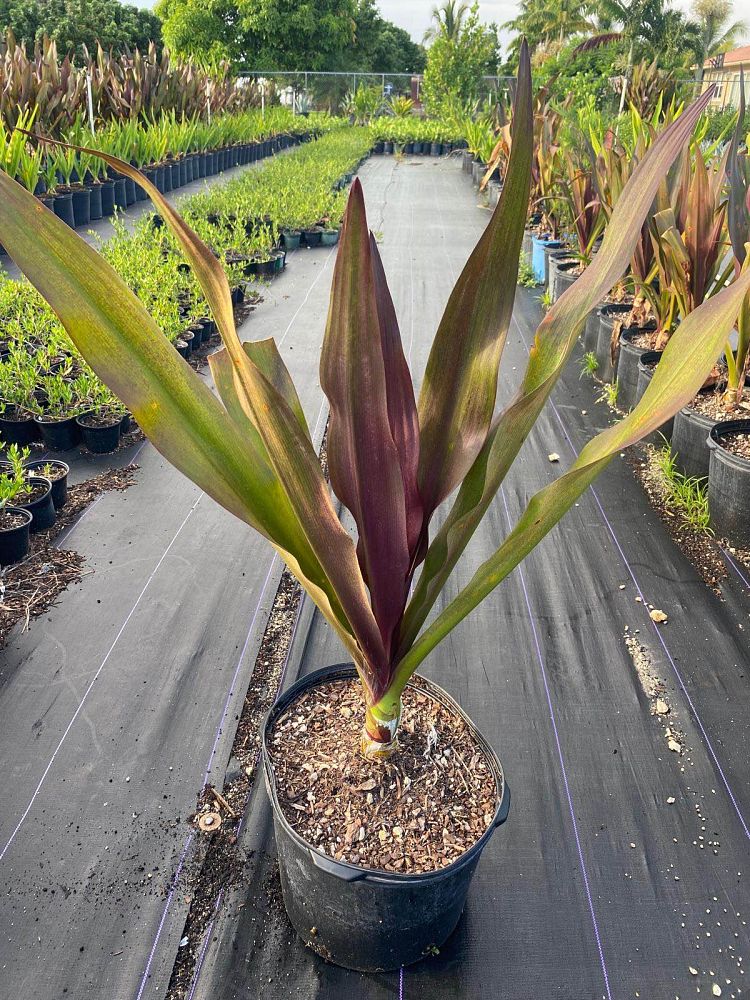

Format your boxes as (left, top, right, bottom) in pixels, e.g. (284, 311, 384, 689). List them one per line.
(691, 0, 747, 82)
(423, 0, 470, 44)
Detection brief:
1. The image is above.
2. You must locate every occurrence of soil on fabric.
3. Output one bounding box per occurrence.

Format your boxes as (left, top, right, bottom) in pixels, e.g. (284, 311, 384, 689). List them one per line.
(0, 465, 137, 649)
(267, 677, 499, 875)
(627, 446, 726, 593)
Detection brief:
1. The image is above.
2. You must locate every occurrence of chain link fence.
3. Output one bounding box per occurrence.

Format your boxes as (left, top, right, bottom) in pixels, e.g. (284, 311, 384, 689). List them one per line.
(238, 71, 516, 115)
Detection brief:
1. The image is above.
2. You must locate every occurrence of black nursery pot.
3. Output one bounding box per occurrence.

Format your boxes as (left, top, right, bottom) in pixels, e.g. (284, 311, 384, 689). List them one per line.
(708, 420, 750, 548)
(636, 352, 673, 445)
(262, 664, 510, 973)
(595, 303, 632, 383)
(88, 183, 103, 221)
(616, 326, 654, 412)
(550, 259, 578, 302)
(0, 507, 32, 564)
(100, 179, 116, 217)
(24, 460, 69, 509)
(0, 410, 40, 446)
(34, 413, 82, 452)
(18, 476, 56, 532)
(671, 388, 721, 481)
(302, 228, 322, 247)
(71, 187, 91, 227)
(113, 177, 128, 209)
(53, 192, 75, 228)
(76, 413, 121, 454)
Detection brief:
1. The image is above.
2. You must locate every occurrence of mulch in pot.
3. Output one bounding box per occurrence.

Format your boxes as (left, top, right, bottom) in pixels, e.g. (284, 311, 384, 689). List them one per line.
(268, 677, 498, 875)
(720, 431, 750, 460)
(0, 509, 29, 530)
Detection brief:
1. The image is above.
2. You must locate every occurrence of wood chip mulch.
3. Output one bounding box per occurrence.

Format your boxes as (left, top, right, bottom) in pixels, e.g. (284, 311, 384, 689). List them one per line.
(0, 465, 137, 649)
(719, 431, 750, 460)
(267, 678, 499, 875)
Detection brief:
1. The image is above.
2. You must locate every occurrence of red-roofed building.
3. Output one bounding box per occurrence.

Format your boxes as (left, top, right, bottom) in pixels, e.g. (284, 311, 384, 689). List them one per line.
(700, 45, 750, 110)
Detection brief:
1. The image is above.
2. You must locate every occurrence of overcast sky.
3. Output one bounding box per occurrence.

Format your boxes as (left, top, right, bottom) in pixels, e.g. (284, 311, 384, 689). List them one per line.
(380, 0, 749, 47)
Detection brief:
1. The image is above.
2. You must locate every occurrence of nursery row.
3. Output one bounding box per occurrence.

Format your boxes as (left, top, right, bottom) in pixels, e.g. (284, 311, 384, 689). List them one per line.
(0, 108, 339, 236)
(489, 94, 749, 553)
(0, 33, 261, 132)
(0, 126, 372, 531)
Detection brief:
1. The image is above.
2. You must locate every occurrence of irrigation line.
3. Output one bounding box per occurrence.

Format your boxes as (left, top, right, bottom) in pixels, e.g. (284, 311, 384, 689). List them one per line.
(0, 490, 203, 864)
(721, 546, 750, 591)
(511, 312, 750, 841)
(499, 484, 614, 1000)
(429, 166, 611, 994)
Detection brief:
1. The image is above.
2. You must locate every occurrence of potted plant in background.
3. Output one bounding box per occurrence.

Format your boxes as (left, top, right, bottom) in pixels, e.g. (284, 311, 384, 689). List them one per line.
(0, 49, 747, 973)
(0, 449, 34, 565)
(707, 77, 750, 546)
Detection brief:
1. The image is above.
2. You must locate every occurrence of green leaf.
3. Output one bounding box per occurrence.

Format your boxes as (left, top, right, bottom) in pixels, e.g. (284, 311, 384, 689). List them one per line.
(398, 82, 717, 656)
(394, 267, 750, 689)
(415, 39, 533, 518)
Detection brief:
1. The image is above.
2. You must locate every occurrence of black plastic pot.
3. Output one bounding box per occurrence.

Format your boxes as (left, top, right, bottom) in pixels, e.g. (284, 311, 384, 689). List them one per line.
(88, 183, 103, 221)
(24, 459, 68, 509)
(708, 420, 750, 548)
(18, 476, 55, 532)
(53, 192, 75, 228)
(71, 187, 91, 227)
(540, 240, 562, 288)
(120, 411, 132, 434)
(671, 394, 720, 481)
(550, 260, 578, 302)
(262, 664, 510, 973)
(583, 306, 602, 353)
(0, 410, 40, 446)
(430, 142, 443, 156)
(302, 228, 322, 247)
(100, 180, 116, 216)
(636, 352, 673, 445)
(616, 327, 653, 412)
(413, 141, 423, 155)
(76, 413, 121, 454)
(595, 303, 632, 383)
(281, 230, 301, 251)
(113, 177, 128, 210)
(0, 507, 32, 564)
(34, 413, 82, 452)
(124, 176, 137, 206)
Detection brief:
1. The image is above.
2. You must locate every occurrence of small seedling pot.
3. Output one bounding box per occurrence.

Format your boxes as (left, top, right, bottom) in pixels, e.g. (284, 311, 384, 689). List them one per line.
(34, 413, 82, 452)
(302, 228, 323, 247)
(24, 459, 69, 509)
(320, 229, 339, 247)
(18, 476, 55, 532)
(99, 179, 116, 217)
(281, 230, 301, 251)
(0, 507, 32, 564)
(707, 420, 750, 548)
(0, 409, 40, 446)
(71, 186, 91, 227)
(262, 663, 510, 973)
(76, 412, 122, 454)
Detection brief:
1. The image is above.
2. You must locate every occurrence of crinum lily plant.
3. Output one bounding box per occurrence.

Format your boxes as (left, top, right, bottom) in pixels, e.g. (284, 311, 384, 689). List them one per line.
(1, 46, 749, 761)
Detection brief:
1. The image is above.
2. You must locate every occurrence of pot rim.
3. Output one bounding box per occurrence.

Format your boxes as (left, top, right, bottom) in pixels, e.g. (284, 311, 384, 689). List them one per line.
(707, 418, 750, 469)
(262, 663, 509, 887)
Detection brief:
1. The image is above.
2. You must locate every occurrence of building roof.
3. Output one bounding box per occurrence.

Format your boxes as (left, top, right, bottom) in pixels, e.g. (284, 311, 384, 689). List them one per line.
(704, 44, 750, 69)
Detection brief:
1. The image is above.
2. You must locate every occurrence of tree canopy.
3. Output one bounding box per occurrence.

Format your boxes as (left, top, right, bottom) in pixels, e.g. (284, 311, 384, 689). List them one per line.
(155, 0, 425, 72)
(0, 0, 163, 56)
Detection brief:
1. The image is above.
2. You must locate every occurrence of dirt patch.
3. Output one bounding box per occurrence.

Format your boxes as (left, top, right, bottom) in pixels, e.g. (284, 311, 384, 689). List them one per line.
(268, 677, 498, 875)
(627, 446, 727, 593)
(0, 466, 137, 649)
